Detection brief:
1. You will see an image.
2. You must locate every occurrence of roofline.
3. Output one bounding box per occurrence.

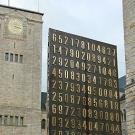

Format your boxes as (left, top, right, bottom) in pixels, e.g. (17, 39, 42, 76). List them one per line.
(0, 4, 44, 16)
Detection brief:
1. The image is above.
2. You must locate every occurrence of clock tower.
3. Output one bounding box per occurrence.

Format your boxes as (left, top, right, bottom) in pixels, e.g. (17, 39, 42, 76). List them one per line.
(0, 5, 43, 135)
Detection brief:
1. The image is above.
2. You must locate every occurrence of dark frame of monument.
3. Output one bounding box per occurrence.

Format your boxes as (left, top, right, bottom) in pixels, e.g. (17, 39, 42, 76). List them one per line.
(48, 28, 122, 135)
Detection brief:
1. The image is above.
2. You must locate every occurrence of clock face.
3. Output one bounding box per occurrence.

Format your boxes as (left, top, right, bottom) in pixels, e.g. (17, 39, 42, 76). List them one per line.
(8, 18, 23, 35)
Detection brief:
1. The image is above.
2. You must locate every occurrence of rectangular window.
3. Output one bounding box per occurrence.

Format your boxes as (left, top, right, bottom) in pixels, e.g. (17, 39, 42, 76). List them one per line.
(10, 116, 13, 125)
(19, 55, 23, 63)
(10, 53, 13, 62)
(0, 115, 2, 125)
(4, 116, 8, 125)
(20, 117, 24, 126)
(15, 116, 18, 126)
(5, 53, 9, 61)
(15, 54, 18, 63)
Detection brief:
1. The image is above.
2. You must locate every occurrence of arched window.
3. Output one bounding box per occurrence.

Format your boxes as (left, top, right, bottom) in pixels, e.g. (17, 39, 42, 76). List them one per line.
(123, 109, 126, 121)
(41, 119, 46, 129)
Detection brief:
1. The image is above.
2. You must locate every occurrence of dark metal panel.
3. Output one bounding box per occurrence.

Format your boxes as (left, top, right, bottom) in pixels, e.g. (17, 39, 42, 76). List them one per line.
(48, 28, 122, 135)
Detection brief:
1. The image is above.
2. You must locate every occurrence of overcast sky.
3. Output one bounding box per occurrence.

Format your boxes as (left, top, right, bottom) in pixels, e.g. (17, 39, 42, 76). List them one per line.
(0, 0, 125, 91)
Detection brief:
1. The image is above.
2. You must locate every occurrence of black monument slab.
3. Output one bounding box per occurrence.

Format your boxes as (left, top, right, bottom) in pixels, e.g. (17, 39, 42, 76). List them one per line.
(48, 28, 122, 135)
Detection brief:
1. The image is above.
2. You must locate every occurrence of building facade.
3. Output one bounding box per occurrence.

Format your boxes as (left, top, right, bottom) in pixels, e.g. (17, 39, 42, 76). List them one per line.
(0, 5, 44, 135)
(123, 0, 135, 134)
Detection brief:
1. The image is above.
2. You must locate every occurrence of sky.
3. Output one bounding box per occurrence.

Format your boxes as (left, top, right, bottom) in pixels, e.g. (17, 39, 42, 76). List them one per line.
(0, 0, 125, 91)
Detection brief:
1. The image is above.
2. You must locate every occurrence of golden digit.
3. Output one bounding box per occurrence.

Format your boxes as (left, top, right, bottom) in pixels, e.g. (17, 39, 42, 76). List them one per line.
(70, 60, 74, 68)
(52, 68, 56, 77)
(97, 55, 102, 64)
(70, 83, 74, 92)
(58, 35, 62, 44)
(88, 86, 92, 95)
(71, 107, 75, 116)
(52, 117, 56, 126)
(52, 56, 56, 65)
(58, 81, 62, 90)
(65, 118, 69, 128)
(65, 82, 69, 91)
(58, 57, 62, 66)
(82, 62, 86, 71)
(52, 92, 56, 101)
(53, 44, 56, 53)
(64, 36, 68, 45)
(71, 38, 74, 46)
(58, 46, 62, 55)
(87, 42, 90, 50)
(99, 99, 103, 108)
(52, 80, 56, 88)
(92, 54, 96, 62)
(104, 89, 108, 97)
(92, 43, 96, 51)
(110, 112, 114, 121)
(71, 71, 75, 80)
(82, 85, 86, 93)
(103, 57, 106, 64)
(81, 51, 85, 60)
(88, 109, 92, 118)
(70, 49, 74, 57)
(58, 69, 62, 78)
(52, 33, 56, 42)
(88, 97, 92, 106)
(81, 41, 85, 49)
(58, 131, 63, 135)
(52, 104, 56, 113)
(76, 39, 79, 47)
(58, 105, 63, 114)
(76, 84, 80, 93)
(64, 94, 68, 103)
(104, 100, 109, 108)
(65, 70, 69, 79)
(93, 98, 97, 107)
(65, 47, 68, 56)
(76, 72, 80, 81)
(94, 122, 98, 131)
(82, 121, 87, 130)
(82, 97, 86, 105)
(88, 121, 93, 131)
(105, 112, 109, 120)
(97, 45, 101, 53)
(82, 74, 86, 82)
(102, 46, 106, 54)
(70, 95, 75, 103)
(77, 96, 81, 104)
(106, 47, 111, 55)
(82, 108, 87, 118)
(77, 120, 81, 129)
(99, 111, 104, 120)
(58, 93, 62, 102)
(76, 50, 80, 58)
(75, 61, 80, 69)
(65, 106, 69, 115)
(58, 118, 63, 127)
(64, 59, 68, 67)
(87, 53, 91, 61)
(93, 110, 98, 119)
